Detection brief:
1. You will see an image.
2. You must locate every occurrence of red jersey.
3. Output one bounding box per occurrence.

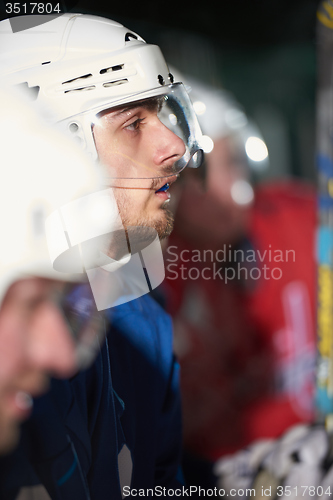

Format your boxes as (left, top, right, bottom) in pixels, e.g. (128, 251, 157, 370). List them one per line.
(164, 182, 317, 460)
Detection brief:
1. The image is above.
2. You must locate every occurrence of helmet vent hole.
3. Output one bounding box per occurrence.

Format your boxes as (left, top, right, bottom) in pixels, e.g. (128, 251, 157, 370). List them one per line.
(125, 32, 138, 41)
(168, 73, 174, 83)
(158, 75, 165, 85)
(100, 64, 124, 74)
(103, 79, 128, 88)
(64, 86, 96, 93)
(62, 74, 93, 85)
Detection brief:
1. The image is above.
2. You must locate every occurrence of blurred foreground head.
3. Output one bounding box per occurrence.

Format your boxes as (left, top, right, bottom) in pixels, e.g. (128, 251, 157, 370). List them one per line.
(173, 75, 269, 247)
(0, 86, 116, 454)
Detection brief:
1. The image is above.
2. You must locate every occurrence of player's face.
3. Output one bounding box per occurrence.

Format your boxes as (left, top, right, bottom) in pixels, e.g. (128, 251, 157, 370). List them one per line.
(0, 277, 77, 454)
(93, 98, 186, 240)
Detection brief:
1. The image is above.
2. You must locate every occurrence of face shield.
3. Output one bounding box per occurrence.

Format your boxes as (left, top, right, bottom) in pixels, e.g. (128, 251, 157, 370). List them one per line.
(59, 83, 203, 187)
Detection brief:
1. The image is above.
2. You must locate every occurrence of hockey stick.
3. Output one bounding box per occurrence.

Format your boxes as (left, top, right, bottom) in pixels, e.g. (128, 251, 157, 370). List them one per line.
(316, 0, 333, 428)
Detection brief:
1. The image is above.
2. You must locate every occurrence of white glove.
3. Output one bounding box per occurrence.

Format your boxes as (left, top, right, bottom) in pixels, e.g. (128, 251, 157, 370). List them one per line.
(214, 438, 276, 497)
(214, 424, 331, 500)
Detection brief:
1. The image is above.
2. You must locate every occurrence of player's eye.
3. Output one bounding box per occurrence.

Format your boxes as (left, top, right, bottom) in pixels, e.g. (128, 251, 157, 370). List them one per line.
(124, 117, 145, 132)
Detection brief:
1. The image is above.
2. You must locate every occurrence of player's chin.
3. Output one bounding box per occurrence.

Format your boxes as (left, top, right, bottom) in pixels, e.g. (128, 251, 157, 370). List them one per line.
(154, 207, 174, 240)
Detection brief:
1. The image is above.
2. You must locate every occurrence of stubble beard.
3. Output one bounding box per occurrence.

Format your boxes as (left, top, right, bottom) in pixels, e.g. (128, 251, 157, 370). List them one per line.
(121, 202, 174, 241)
(115, 189, 174, 242)
(149, 206, 174, 240)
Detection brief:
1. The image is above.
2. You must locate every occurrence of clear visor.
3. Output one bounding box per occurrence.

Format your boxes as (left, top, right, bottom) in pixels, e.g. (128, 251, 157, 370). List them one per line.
(64, 83, 203, 185)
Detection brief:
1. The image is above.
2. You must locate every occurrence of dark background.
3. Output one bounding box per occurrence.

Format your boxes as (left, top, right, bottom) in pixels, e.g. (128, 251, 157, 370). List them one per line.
(74, 0, 319, 46)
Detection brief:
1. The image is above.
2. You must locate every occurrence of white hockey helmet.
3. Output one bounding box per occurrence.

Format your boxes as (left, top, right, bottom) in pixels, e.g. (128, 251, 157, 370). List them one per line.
(0, 86, 120, 367)
(0, 14, 203, 180)
(183, 76, 269, 173)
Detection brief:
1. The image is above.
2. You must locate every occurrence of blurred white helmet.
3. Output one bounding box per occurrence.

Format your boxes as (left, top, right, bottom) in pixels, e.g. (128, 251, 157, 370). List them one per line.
(0, 85, 118, 307)
(0, 14, 203, 177)
(175, 72, 269, 173)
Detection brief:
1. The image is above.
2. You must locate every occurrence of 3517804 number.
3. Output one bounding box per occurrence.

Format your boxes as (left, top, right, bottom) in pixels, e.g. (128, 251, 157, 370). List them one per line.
(5, 3, 61, 14)
(276, 486, 332, 497)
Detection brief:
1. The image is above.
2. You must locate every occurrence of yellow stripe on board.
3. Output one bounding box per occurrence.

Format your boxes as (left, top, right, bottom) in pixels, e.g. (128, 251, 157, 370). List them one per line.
(318, 1, 333, 29)
(328, 178, 333, 198)
(318, 265, 333, 357)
